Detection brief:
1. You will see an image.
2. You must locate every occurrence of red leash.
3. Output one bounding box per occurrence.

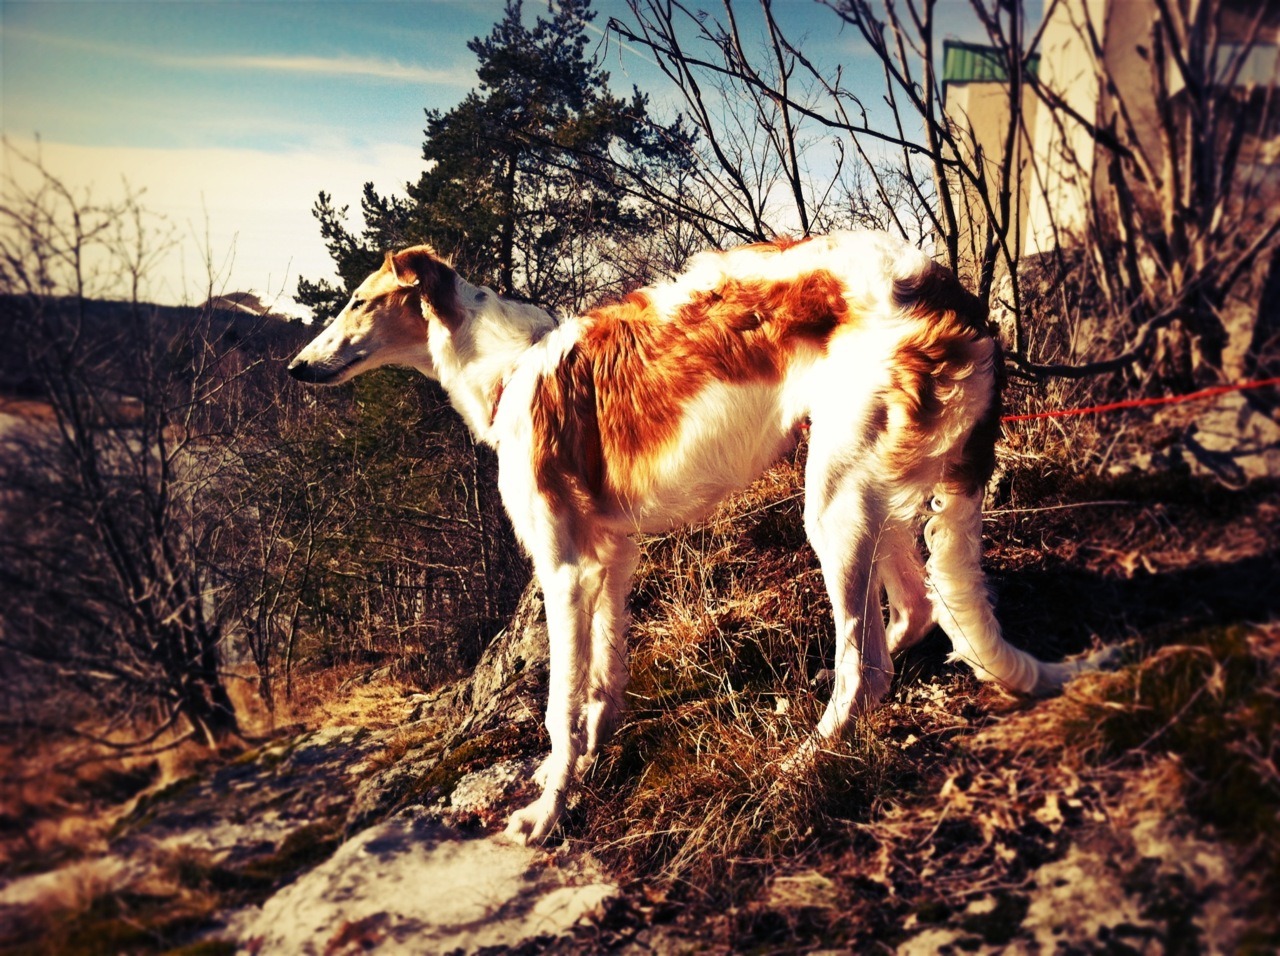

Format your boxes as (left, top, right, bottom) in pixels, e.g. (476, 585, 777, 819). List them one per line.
(1001, 376, 1280, 423)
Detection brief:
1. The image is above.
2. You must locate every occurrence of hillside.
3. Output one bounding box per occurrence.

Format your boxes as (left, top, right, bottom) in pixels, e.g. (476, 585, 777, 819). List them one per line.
(1, 445, 1276, 953)
(0, 294, 310, 401)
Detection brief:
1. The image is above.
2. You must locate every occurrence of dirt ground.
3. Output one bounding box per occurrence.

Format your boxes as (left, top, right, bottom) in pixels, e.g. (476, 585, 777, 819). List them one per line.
(1, 452, 1277, 953)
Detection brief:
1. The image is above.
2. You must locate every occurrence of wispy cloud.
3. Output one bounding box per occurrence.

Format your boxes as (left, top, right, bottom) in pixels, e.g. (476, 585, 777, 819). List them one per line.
(156, 51, 472, 86)
(6, 26, 472, 86)
(3, 135, 422, 308)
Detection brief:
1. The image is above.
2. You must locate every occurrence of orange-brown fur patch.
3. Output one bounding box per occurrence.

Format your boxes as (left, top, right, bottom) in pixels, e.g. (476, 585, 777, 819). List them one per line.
(531, 342, 606, 523)
(380, 285, 431, 328)
(882, 264, 998, 494)
(532, 271, 852, 517)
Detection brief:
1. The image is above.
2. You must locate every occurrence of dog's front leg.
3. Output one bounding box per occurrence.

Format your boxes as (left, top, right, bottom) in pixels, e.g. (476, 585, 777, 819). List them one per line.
(506, 562, 592, 845)
(578, 535, 638, 777)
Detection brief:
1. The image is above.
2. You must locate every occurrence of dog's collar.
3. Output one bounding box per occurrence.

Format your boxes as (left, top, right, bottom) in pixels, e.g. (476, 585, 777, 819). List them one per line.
(490, 379, 505, 427)
(489, 314, 562, 428)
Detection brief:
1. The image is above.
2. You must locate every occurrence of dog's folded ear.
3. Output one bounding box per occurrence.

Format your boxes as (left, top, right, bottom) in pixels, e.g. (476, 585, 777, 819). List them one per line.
(389, 246, 465, 331)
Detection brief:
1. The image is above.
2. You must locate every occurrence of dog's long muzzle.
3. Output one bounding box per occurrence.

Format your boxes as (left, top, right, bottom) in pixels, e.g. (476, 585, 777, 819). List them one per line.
(286, 357, 340, 384)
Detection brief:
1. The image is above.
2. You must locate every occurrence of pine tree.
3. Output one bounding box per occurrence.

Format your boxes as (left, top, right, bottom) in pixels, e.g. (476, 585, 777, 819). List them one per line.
(297, 0, 690, 316)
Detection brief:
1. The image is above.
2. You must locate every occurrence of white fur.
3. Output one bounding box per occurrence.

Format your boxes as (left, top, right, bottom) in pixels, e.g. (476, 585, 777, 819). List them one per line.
(433, 278, 559, 441)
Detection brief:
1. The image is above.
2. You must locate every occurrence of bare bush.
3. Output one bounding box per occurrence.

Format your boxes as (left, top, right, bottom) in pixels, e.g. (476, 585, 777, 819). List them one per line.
(0, 147, 529, 750)
(0, 148, 243, 747)
(608, 0, 1280, 391)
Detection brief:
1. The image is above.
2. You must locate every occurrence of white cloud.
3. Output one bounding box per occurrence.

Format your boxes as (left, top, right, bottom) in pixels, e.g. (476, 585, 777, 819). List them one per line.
(5, 26, 473, 87)
(166, 52, 473, 86)
(4, 136, 421, 312)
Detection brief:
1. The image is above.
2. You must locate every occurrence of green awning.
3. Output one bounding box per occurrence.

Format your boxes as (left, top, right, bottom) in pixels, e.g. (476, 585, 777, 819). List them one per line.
(943, 40, 1040, 83)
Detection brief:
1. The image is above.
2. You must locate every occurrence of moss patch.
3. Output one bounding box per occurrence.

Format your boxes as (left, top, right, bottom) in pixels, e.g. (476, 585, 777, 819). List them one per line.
(1064, 626, 1279, 844)
(111, 774, 200, 838)
(410, 722, 541, 805)
(362, 724, 444, 776)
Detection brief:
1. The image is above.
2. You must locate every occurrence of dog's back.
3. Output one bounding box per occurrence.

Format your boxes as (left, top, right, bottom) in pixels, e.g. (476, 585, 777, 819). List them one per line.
(507, 231, 998, 536)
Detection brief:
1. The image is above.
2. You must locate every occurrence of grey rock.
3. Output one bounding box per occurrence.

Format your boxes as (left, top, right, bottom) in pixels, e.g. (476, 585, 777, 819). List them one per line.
(1, 582, 585, 955)
(224, 809, 614, 955)
(420, 582, 550, 737)
(346, 583, 550, 833)
(1182, 390, 1280, 486)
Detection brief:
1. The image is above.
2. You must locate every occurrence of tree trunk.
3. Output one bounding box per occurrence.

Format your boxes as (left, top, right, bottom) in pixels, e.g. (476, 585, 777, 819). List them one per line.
(189, 625, 241, 747)
(498, 152, 518, 295)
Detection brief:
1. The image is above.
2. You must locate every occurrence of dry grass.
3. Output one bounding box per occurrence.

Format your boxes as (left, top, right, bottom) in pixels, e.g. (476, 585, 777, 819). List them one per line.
(1056, 625, 1280, 863)
(584, 701, 908, 896)
(0, 727, 248, 896)
(947, 622, 1280, 945)
(277, 661, 417, 732)
(0, 663, 411, 888)
(360, 723, 446, 777)
(577, 454, 914, 900)
(558, 426, 1278, 948)
(1000, 376, 1117, 479)
(1, 734, 176, 880)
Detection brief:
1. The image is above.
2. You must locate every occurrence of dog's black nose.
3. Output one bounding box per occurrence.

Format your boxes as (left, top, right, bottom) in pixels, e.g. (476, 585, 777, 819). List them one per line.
(287, 358, 340, 385)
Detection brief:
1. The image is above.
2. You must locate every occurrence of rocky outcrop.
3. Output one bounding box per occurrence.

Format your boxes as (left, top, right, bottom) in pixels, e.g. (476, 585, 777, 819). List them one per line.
(347, 584, 551, 831)
(225, 812, 613, 955)
(409, 582, 551, 732)
(212, 583, 616, 954)
(0, 583, 616, 955)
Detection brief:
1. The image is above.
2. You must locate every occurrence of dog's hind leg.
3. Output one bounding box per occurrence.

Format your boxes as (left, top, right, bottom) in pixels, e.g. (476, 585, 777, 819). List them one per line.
(880, 521, 935, 655)
(578, 534, 639, 778)
(802, 468, 895, 747)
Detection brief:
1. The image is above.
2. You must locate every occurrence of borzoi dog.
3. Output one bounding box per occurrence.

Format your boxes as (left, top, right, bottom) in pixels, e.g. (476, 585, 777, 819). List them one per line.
(288, 231, 1105, 844)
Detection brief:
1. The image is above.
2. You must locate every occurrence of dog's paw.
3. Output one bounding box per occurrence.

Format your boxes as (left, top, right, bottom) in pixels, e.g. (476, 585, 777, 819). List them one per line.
(1085, 642, 1124, 671)
(1036, 643, 1124, 694)
(779, 736, 822, 778)
(504, 795, 562, 846)
(1063, 641, 1125, 678)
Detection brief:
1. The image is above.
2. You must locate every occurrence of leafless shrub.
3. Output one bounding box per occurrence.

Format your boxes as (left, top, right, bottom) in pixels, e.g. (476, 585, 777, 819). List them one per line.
(608, 1, 1280, 395)
(0, 145, 529, 754)
(0, 145, 244, 748)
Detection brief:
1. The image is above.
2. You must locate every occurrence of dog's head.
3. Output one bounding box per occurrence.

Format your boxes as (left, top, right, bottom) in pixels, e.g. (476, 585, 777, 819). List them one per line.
(287, 246, 464, 385)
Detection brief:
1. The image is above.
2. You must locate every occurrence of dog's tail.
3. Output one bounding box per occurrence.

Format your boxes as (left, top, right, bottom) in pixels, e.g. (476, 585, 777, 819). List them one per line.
(923, 488, 1096, 694)
(920, 355, 1107, 694)
(887, 258, 1108, 695)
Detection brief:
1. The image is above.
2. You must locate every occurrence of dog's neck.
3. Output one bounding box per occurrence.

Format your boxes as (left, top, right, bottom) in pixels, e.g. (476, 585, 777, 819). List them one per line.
(429, 279, 558, 446)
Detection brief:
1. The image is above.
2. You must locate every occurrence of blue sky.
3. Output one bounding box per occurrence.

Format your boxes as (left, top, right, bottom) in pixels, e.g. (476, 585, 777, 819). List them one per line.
(4, 1, 503, 152)
(1, 0, 1001, 311)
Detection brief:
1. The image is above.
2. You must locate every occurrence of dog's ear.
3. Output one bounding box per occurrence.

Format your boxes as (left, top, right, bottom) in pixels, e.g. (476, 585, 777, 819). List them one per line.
(389, 247, 465, 332)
